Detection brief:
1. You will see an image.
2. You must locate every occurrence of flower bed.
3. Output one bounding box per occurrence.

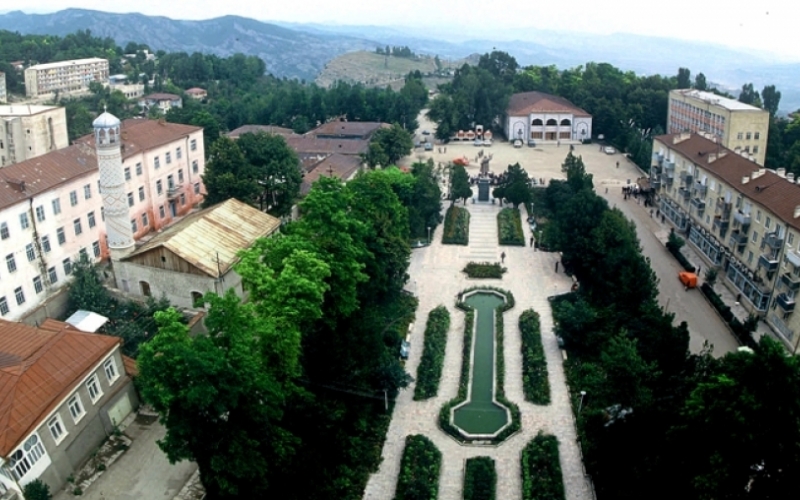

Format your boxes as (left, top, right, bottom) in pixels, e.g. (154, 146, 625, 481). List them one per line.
(519, 309, 551, 405)
(463, 261, 507, 279)
(442, 206, 470, 245)
(413, 306, 451, 400)
(521, 432, 565, 500)
(394, 434, 441, 500)
(498, 208, 525, 246)
(464, 456, 497, 500)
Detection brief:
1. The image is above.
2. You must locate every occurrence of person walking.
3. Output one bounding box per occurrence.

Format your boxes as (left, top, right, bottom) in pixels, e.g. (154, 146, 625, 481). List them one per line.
(501, 251, 506, 264)
(555, 261, 559, 273)
(530, 236, 534, 247)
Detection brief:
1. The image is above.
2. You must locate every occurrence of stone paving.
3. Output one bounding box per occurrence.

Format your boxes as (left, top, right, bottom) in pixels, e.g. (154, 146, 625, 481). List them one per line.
(363, 197, 592, 500)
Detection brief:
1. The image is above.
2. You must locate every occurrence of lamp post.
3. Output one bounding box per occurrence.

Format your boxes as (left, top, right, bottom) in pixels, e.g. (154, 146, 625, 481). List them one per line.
(427, 226, 432, 244)
(578, 390, 587, 413)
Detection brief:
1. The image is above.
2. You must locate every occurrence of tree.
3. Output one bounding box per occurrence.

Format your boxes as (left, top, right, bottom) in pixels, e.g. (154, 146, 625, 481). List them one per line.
(237, 132, 302, 216)
(367, 124, 413, 167)
(67, 252, 113, 316)
(362, 141, 389, 169)
(449, 164, 472, 205)
(478, 50, 519, 85)
(762, 85, 781, 117)
(677, 68, 691, 89)
(408, 160, 443, 238)
(23, 479, 52, 500)
(492, 162, 531, 208)
(201, 137, 259, 207)
(738, 83, 762, 107)
(694, 72, 708, 91)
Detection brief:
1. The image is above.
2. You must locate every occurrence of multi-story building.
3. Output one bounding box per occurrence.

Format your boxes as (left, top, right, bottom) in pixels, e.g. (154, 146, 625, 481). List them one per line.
(0, 115, 206, 322)
(0, 72, 6, 103)
(138, 93, 182, 114)
(24, 58, 109, 98)
(667, 89, 770, 165)
(0, 105, 69, 167)
(651, 132, 800, 352)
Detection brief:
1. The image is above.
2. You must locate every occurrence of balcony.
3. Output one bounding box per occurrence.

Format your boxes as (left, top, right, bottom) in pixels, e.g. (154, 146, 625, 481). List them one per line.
(787, 250, 800, 268)
(690, 198, 706, 211)
(781, 272, 800, 292)
(650, 177, 661, 190)
(763, 232, 784, 250)
(166, 185, 182, 198)
(713, 218, 729, 235)
(680, 171, 694, 185)
(678, 187, 691, 199)
(733, 211, 752, 228)
(715, 199, 732, 220)
(758, 253, 779, 272)
(729, 230, 748, 249)
(694, 183, 707, 197)
(776, 293, 796, 313)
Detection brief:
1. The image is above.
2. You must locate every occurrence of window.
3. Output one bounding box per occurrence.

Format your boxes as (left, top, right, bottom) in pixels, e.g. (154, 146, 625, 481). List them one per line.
(19, 212, 29, 229)
(178, 169, 184, 183)
(176, 147, 182, 159)
(159, 205, 166, 219)
(0, 222, 8, 240)
(51, 198, 61, 215)
(6, 254, 16, 273)
(57, 227, 66, 245)
(755, 132, 761, 140)
(746, 132, 752, 140)
(92, 241, 100, 257)
(88, 211, 96, 228)
(165, 152, 172, 164)
(69, 190, 78, 206)
(48, 415, 67, 444)
(74, 218, 82, 236)
(9, 434, 46, 481)
(63, 258, 72, 276)
(747, 251, 754, 265)
(42, 235, 51, 253)
(156, 180, 163, 195)
(0, 297, 8, 316)
(86, 375, 103, 403)
(753, 145, 759, 153)
(48, 267, 58, 284)
(167, 174, 175, 189)
(136, 162, 143, 176)
(26, 243, 35, 262)
(140, 281, 152, 297)
(14, 287, 25, 305)
(33, 276, 43, 294)
(766, 217, 772, 229)
(190, 138, 197, 151)
(752, 230, 759, 243)
(744, 146, 750, 153)
(757, 210, 762, 222)
(138, 186, 145, 201)
(142, 213, 149, 227)
(35, 205, 45, 222)
(154, 156, 160, 169)
(180, 193, 186, 206)
(737, 132, 743, 140)
(194, 182, 200, 194)
(790, 233, 795, 246)
(192, 159, 198, 174)
(127, 192, 134, 207)
(101, 207, 105, 221)
(84, 184, 92, 200)
(124, 167, 131, 180)
(67, 395, 85, 423)
(79, 248, 88, 261)
(104, 358, 119, 384)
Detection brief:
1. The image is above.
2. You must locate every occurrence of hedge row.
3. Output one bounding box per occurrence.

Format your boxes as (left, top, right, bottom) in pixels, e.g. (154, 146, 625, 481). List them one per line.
(464, 457, 496, 500)
(394, 434, 441, 500)
(519, 309, 551, 405)
(442, 206, 470, 245)
(413, 306, 451, 400)
(521, 432, 565, 500)
(498, 208, 525, 246)
(463, 261, 506, 279)
(700, 282, 756, 347)
(666, 240, 695, 272)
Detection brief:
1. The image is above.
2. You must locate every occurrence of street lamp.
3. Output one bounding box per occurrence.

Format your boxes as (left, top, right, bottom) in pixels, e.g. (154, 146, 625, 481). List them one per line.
(427, 226, 432, 244)
(578, 390, 587, 413)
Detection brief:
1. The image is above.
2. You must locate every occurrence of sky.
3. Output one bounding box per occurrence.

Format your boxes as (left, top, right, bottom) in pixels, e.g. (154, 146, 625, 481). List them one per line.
(15, 0, 800, 61)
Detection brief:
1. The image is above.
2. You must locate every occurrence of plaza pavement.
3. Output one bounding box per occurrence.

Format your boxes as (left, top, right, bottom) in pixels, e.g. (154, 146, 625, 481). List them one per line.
(363, 196, 592, 500)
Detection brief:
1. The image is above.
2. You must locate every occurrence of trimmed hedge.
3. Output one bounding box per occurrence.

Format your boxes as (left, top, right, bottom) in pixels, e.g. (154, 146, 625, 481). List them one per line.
(439, 287, 521, 444)
(442, 206, 470, 245)
(464, 457, 497, 500)
(666, 238, 695, 273)
(394, 434, 442, 500)
(463, 261, 507, 279)
(498, 208, 525, 246)
(413, 306, 451, 400)
(521, 432, 566, 500)
(700, 282, 756, 347)
(519, 309, 551, 405)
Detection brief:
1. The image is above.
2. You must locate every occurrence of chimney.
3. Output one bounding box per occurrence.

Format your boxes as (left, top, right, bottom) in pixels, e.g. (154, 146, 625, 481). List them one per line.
(708, 153, 717, 163)
(778, 168, 786, 178)
(788, 173, 795, 183)
(752, 170, 761, 179)
(795, 206, 800, 219)
(742, 176, 750, 184)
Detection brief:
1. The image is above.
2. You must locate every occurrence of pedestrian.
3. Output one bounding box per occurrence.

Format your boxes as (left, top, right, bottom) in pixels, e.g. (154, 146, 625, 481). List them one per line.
(616, 161, 619, 168)
(501, 251, 506, 264)
(696, 266, 701, 277)
(530, 236, 534, 247)
(605, 187, 608, 194)
(555, 261, 559, 273)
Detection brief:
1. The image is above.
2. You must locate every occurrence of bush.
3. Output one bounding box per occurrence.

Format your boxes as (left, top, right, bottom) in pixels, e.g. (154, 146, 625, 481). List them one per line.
(666, 233, 695, 272)
(414, 306, 451, 400)
(394, 435, 441, 500)
(23, 480, 52, 500)
(442, 206, 470, 245)
(519, 309, 551, 405)
(498, 208, 525, 246)
(700, 283, 756, 348)
(463, 261, 507, 279)
(464, 457, 497, 500)
(521, 432, 565, 500)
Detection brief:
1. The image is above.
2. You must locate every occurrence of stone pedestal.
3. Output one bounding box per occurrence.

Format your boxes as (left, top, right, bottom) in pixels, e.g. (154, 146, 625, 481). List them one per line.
(478, 178, 490, 202)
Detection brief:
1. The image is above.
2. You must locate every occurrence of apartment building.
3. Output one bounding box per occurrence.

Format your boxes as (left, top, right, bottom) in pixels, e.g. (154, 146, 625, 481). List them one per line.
(0, 116, 206, 322)
(24, 58, 109, 98)
(667, 89, 770, 165)
(0, 105, 69, 167)
(651, 132, 800, 351)
(0, 72, 6, 103)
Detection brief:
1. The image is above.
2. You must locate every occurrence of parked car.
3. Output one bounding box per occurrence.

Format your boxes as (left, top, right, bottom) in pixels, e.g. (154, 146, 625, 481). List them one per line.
(424, 142, 433, 151)
(604, 146, 616, 154)
(400, 339, 410, 360)
(422, 130, 430, 135)
(528, 139, 536, 147)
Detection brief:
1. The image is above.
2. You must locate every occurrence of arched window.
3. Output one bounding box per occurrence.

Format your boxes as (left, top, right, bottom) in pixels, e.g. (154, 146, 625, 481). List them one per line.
(191, 291, 204, 308)
(546, 119, 557, 126)
(531, 118, 543, 126)
(560, 118, 571, 126)
(140, 281, 151, 297)
(9, 434, 46, 480)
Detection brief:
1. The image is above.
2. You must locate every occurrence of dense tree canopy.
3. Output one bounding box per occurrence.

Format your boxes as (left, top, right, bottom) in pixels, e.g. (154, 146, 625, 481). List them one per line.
(492, 162, 531, 208)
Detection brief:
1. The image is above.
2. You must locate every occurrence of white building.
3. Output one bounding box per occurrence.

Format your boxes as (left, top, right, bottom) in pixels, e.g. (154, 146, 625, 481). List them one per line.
(505, 91, 592, 143)
(24, 58, 109, 98)
(138, 93, 182, 114)
(0, 105, 69, 167)
(0, 72, 6, 103)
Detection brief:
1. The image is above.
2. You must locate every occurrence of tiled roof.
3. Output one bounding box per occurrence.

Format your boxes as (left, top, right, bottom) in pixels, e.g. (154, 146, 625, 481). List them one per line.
(301, 154, 362, 195)
(656, 133, 800, 231)
(507, 91, 591, 117)
(227, 125, 297, 139)
(284, 136, 369, 156)
(308, 121, 388, 138)
(185, 88, 206, 95)
(123, 198, 281, 277)
(0, 319, 120, 456)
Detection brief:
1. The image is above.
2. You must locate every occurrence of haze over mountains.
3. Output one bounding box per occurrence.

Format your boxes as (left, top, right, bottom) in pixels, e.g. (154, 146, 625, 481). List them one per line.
(2, 8, 799, 111)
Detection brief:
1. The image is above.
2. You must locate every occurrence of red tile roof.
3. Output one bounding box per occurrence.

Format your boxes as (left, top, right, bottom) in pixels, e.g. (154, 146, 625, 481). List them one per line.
(284, 136, 369, 156)
(141, 93, 181, 101)
(308, 121, 388, 139)
(301, 154, 362, 195)
(507, 91, 591, 117)
(0, 319, 121, 456)
(227, 125, 297, 139)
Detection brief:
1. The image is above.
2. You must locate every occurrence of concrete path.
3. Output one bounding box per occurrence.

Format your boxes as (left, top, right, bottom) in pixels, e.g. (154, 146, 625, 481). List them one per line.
(363, 201, 592, 500)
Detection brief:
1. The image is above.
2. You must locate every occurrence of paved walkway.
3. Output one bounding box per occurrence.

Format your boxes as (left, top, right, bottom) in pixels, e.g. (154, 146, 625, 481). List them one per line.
(363, 200, 592, 500)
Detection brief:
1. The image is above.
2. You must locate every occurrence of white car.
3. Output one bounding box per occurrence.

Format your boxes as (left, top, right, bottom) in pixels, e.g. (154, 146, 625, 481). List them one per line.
(604, 146, 616, 154)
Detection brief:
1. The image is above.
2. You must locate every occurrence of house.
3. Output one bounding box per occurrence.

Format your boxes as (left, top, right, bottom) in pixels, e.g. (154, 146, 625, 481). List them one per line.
(283, 136, 369, 164)
(306, 121, 388, 140)
(185, 88, 207, 100)
(138, 93, 182, 114)
(301, 154, 362, 195)
(113, 198, 281, 308)
(227, 125, 296, 139)
(24, 58, 109, 98)
(505, 91, 592, 143)
(0, 105, 69, 167)
(0, 318, 138, 493)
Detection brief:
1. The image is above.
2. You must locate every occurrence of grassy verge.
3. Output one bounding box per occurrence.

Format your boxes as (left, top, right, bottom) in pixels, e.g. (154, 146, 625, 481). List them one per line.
(521, 432, 565, 500)
(443, 206, 470, 245)
(463, 261, 506, 279)
(519, 309, 551, 405)
(464, 456, 496, 500)
(498, 207, 525, 246)
(394, 435, 441, 500)
(413, 306, 451, 400)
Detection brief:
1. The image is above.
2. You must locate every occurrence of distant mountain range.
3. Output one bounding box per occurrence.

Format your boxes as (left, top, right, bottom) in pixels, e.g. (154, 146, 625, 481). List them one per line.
(2, 9, 800, 111)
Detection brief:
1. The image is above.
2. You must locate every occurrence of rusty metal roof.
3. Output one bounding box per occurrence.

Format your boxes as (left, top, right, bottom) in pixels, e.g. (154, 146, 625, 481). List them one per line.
(123, 198, 281, 277)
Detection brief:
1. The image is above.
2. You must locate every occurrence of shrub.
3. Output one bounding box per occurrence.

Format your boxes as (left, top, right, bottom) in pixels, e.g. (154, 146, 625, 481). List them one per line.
(464, 457, 497, 500)
(519, 309, 551, 405)
(521, 432, 565, 500)
(699, 283, 756, 348)
(394, 435, 441, 500)
(666, 232, 695, 272)
(23, 480, 52, 500)
(414, 306, 451, 400)
(442, 206, 470, 245)
(498, 208, 525, 246)
(463, 261, 506, 279)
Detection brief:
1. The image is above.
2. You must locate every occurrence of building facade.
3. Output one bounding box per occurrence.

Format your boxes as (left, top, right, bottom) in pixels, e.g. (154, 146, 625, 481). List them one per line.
(0, 105, 69, 167)
(505, 91, 592, 143)
(667, 89, 770, 165)
(651, 132, 800, 352)
(24, 58, 109, 98)
(0, 117, 206, 322)
(138, 93, 182, 114)
(0, 72, 6, 103)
